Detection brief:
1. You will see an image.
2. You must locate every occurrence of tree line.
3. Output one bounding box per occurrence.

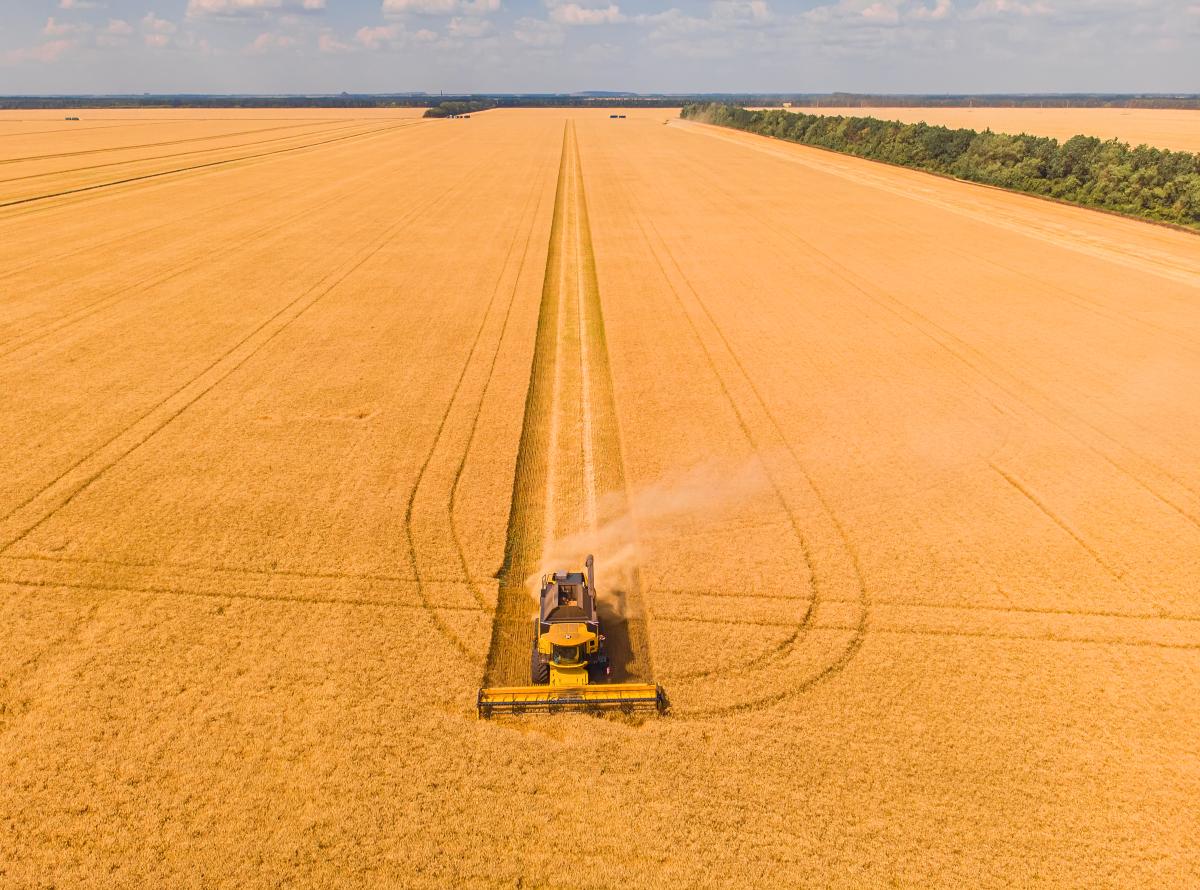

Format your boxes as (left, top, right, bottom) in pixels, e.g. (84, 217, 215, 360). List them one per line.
(681, 103, 1200, 230)
(780, 93, 1200, 110)
(422, 100, 497, 118)
(0, 95, 685, 111)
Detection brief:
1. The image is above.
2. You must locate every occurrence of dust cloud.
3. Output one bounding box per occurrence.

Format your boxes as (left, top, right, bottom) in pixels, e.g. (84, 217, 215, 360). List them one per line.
(528, 459, 766, 608)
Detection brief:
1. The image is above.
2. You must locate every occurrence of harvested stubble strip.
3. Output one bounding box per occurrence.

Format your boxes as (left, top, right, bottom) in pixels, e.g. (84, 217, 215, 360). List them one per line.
(483, 122, 654, 688)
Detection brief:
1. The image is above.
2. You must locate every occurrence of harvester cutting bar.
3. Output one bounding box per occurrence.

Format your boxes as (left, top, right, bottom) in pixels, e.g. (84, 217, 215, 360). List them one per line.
(477, 683, 667, 718)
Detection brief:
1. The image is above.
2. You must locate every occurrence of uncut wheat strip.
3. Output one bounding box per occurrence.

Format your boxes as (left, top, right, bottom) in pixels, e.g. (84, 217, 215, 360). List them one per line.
(671, 120, 1200, 287)
(0, 164, 476, 554)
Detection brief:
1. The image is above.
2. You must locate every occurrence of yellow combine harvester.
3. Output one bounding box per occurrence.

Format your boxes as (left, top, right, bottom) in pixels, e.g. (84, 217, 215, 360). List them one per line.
(477, 555, 667, 717)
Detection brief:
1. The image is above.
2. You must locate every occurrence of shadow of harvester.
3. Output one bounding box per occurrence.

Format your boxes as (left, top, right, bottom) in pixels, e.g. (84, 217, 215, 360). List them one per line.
(596, 583, 652, 684)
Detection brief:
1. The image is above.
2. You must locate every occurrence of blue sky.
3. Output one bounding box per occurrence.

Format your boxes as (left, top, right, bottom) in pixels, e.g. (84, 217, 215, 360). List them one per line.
(1, 1, 1197, 94)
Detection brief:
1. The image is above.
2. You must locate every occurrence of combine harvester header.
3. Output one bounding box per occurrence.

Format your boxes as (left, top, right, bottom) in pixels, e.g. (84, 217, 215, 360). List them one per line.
(477, 556, 667, 718)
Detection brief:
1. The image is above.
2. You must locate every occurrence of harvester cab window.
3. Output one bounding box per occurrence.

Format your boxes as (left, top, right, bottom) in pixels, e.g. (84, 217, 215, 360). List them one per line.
(558, 584, 579, 607)
(552, 645, 581, 665)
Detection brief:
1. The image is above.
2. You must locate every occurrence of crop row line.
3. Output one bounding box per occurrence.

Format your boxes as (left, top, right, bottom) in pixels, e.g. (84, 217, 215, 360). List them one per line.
(0, 117, 347, 166)
(0, 148, 486, 557)
(0, 123, 457, 361)
(401, 128, 550, 660)
(0, 118, 424, 212)
(606, 123, 869, 711)
(0, 574, 486, 614)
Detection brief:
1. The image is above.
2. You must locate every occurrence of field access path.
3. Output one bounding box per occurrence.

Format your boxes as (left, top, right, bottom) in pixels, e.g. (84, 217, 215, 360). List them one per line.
(483, 121, 654, 688)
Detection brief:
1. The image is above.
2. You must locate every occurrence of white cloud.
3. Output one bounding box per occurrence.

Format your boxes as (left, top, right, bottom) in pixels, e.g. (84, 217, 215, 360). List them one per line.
(250, 31, 299, 52)
(448, 15, 492, 36)
(186, 0, 326, 18)
(139, 13, 177, 48)
(804, 0, 961, 25)
(318, 32, 355, 52)
(861, 2, 901, 22)
(356, 23, 405, 48)
(96, 19, 134, 46)
(1, 40, 76, 65)
(966, 0, 1051, 17)
(711, 1, 773, 22)
(635, 8, 710, 34)
(381, 0, 499, 14)
(383, 0, 457, 11)
(513, 16, 565, 45)
(142, 13, 179, 34)
(911, 0, 953, 20)
(59, 0, 103, 8)
(548, 2, 625, 25)
(43, 17, 91, 36)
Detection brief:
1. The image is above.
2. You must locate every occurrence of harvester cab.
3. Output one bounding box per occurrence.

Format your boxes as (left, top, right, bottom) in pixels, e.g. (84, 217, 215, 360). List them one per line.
(531, 555, 610, 685)
(477, 555, 667, 717)
(540, 622, 596, 686)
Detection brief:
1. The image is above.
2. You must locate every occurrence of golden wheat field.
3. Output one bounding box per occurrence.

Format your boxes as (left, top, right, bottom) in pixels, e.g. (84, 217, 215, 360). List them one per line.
(2, 106, 1199, 887)
(779, 106, 1200, 152)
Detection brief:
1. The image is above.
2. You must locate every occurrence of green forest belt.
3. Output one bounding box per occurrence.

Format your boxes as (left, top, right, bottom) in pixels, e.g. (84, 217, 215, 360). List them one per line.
(682, 103, 1200, 232)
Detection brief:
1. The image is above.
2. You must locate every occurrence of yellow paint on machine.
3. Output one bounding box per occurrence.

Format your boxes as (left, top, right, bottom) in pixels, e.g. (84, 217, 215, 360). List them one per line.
(477, 682, 667, 717)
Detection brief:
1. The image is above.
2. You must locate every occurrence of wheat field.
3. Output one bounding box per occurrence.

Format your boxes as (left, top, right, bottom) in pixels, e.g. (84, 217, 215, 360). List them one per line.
(2, 106, 1199, 887)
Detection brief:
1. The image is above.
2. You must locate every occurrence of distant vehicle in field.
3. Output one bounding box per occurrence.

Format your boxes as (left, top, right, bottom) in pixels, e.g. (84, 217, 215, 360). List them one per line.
(65, 116, 80, 121)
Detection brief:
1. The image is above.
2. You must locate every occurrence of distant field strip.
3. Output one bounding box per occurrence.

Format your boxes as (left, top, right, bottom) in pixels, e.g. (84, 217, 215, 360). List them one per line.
(674, 119, 1200, 287)
(0, 119, 350, 165)
(0, 155, 475, 553)
(0, 119, 424, 210)
(482, 122, 654, 687)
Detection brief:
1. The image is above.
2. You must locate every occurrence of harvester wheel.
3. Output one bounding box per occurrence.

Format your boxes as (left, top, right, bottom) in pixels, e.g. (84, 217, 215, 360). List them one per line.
(530, 649, 549, 684)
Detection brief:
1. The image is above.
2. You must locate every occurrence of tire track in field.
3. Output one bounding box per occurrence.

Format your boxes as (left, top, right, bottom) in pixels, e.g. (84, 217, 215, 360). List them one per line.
(639, 216, 868, 708)
(4, 554, 458, 590)
(660, 586, 1200, 623)
(629, 205, 828, 686)
(596, 129, 866, 716)
(0, 183, 290, 284)
(0, 126, 469, 360)
(0, 118, 344, 165)
(674, 123, 1200, 526)
(0, 119, 423, 212)
(0, 122, 136, 139)
(401, 138, 549, 662)
(990, 464, 1144, 595)
(0, 120, 365, 187)
(673, 120, 1200, 287)
(658, 125, 1197, 665)
(444, 141, 554, 615)
(0, 161, 485, 555)
(0, 576, 486, 615)
(481, 122, 656, 689)
(674, 144, 1200, 595)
